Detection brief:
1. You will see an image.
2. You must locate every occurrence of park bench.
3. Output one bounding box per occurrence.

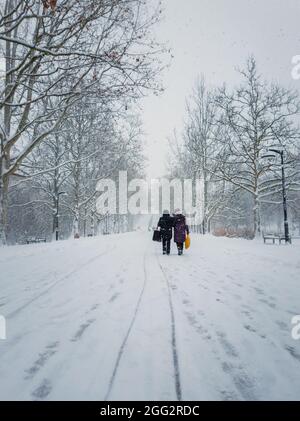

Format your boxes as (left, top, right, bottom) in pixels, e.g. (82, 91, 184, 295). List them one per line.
(26, 237, 47, 244)
(262, 233, 291, 245)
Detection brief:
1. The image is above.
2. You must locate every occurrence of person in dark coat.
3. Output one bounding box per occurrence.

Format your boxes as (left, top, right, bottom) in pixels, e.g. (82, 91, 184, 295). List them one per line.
(173, 209, 189, 255)
(157, 210, 174, 255)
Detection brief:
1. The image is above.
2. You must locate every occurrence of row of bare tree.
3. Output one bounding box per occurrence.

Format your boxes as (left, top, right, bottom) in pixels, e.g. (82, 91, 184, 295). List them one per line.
(0, 0, 166, 243)
(168, 58, 300, 238)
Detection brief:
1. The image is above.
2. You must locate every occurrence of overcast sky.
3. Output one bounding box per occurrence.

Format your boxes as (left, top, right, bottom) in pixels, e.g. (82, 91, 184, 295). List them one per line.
(143, 0, 300, 178)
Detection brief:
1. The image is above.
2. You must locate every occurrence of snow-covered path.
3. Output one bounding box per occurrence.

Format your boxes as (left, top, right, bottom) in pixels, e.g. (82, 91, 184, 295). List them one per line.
(0, 232, 300, 401)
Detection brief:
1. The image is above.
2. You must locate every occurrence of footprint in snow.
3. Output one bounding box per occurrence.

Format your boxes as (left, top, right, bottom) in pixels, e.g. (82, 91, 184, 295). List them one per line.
(285, 345, 300, 362)
(71, 319, 96, 342)
(233, 373, 257, 401)
(32, 379, 52, 400)
(253, 287, 265, 296)
(24, 342, 59, 380)
(184, 311, 211, 340)
(217, 332, 239, 358)
(258, 298, 277, 309)
(220, 389, 240, 401)
(196, 282, 209, 291)
(221, 362, 256, 400)
(275, 320, 289, 331)
(182, 298, 190, 305)
(241, 310, 253, 320)
(109, 293, 120, 303)
(244, 324, 256, 333)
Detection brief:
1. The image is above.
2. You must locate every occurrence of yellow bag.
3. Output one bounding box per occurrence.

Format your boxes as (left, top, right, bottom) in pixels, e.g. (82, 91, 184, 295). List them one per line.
(185, 234, 190, 250)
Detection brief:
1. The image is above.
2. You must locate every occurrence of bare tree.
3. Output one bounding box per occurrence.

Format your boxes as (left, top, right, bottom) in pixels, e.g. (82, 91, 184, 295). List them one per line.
(214, 57, 300, 236)
(168, 58, 300, 238)
(182, 77, 228, 233)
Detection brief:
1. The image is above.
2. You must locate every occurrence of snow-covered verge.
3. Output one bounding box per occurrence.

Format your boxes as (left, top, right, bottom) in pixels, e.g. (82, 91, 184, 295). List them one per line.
(0, 233, 299, 401)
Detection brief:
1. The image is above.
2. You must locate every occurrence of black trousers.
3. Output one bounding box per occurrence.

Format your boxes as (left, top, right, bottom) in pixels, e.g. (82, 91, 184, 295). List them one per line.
(176, 242, 184, 251)
(162, 238, 171, 254)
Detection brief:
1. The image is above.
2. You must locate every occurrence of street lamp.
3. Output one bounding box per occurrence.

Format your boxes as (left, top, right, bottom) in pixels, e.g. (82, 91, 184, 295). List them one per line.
(55, 191, 67, 241)
(262, 148, 290, 244)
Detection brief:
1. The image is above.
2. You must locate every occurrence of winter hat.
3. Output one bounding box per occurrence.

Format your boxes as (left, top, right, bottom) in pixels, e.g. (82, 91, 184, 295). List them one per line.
(174, 208, 182, 215)
(163, 209, 170, 215)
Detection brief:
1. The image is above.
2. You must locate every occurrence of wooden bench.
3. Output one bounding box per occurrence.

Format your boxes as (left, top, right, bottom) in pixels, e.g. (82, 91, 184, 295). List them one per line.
(26, 237, 47, 244)
(263, 233, 291, 244)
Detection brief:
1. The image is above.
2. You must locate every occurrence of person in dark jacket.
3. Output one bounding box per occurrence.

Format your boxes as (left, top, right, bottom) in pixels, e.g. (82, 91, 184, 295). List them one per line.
(173, 209, 189, 255)
(157, 210, 174, 255)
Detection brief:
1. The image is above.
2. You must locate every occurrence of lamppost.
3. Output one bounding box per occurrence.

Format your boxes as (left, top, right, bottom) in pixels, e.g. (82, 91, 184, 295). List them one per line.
(55, 191, 66, 241)
(262, 148, 290, 244)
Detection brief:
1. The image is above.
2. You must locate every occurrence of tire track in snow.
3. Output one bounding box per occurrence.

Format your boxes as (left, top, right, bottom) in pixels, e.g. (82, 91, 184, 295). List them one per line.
(157, 257, 182, 401)
(104, 251, 148, 401)
(7, 246, 116, 320)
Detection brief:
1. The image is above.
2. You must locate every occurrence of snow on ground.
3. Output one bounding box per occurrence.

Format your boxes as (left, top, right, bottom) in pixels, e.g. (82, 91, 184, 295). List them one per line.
(0, 232, 300, 401)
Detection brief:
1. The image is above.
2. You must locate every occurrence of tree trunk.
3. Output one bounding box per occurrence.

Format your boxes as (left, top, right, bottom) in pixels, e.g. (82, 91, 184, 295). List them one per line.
(52, 211, 56, 241)
(83, 206, 87, 237)
(0, 3, 13, 245)
(207, 216, 211, 234)
(203, 171, 208, 234)
(253, 195, 261, 237)
(73, 205, 80, 238)
(0, 173, 9, 245)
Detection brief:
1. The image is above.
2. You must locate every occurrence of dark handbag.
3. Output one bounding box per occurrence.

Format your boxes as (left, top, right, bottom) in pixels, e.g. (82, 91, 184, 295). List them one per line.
(152, 229, 161, 242)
